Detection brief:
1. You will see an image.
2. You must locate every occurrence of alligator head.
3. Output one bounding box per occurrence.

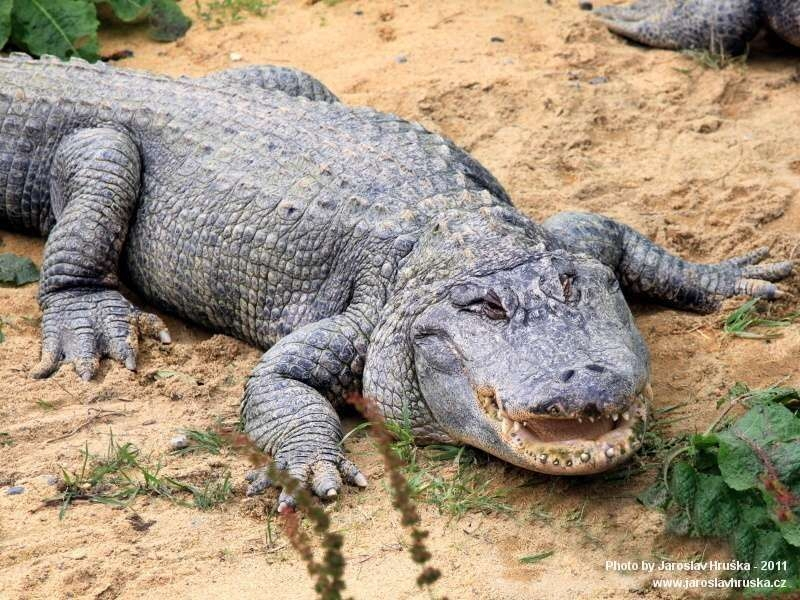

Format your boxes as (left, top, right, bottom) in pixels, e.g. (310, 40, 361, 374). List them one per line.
(363, 207, 651, 475)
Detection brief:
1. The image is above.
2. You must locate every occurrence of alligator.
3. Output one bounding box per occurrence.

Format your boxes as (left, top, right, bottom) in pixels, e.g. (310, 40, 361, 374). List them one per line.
(595, 0, 800, 55)
(0, 56, 792, 511)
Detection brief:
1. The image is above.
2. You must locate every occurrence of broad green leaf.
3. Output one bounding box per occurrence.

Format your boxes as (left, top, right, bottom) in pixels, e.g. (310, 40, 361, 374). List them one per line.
(669, 461, 697, 507)
(691, 473, 739, 536)
(637, 479, 670, 510)
(10, 0, 100, 60)
(0, 253, 39, 285)
(148, 0, 190, 42)
(100, 0, 152, 22)
(717, 403, 800, 543)
(665, 510, 691, 536)
(0, 0, 12, 48)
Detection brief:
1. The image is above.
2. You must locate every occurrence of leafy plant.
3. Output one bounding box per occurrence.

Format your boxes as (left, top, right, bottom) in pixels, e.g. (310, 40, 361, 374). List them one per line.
(639, 384, 800, 595)
(0, 253, 39, 286)
(0, 0, 191, 61)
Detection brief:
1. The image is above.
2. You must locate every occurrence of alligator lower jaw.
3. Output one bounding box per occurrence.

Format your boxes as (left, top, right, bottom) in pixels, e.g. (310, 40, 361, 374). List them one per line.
(478, 388, 650, 475)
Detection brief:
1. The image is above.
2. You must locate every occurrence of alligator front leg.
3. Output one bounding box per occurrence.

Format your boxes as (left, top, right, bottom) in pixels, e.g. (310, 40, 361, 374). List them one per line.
(241, 312, 370, 510)
(32, 127, 170, 380)
(543, 211, 793, 313)
(594, 0, 762, 55)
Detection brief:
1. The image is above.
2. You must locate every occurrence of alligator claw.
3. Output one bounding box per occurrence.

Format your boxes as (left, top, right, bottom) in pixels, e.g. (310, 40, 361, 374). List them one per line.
(244, 454, 367, 507)
(32, 288, 171, 381)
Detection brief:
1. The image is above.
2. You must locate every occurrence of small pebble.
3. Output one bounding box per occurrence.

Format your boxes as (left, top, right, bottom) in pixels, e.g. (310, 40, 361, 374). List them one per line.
(589, 76, 609, 85)
(395, 54, 407, 64)
(45, 475, 59, 486)
(6, 486, 25, 495)
(579, 1, 593, 9)
(229, 52, 242, 62)
(490, 36, 505, 43)
(354, 9, 363, 15)
(169, 434, 189, 450)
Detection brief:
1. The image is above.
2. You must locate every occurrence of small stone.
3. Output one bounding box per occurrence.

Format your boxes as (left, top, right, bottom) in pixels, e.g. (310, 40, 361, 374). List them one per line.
(66, 549, 87, 560)
(490, 36, 504, 43)
(45, 475, 59, 486)
(588, 76, 609, 85)
(395, 55, 407, 64)
(5, 485, 24, 495)
(229, 52, 242, 62)
(169, 434, 189, 450)
(579, 1, 593, 10)
(354, 9, 363, 15)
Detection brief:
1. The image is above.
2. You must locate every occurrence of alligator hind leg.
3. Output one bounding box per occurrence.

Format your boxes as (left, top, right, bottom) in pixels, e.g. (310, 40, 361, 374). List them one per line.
(196, 65, 339, 103)
(543, 212, 793, 313)
(594, 0, 762, 55)
(33, 127, 170, 381)
(764, 0, 800, 47)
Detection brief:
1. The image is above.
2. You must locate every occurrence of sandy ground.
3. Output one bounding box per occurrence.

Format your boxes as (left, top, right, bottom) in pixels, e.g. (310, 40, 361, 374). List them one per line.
(2, 1, 800, 598)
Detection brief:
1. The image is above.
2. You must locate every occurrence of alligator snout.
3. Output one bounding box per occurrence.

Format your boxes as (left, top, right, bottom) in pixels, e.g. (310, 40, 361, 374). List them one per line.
(506, 363, 635, 421)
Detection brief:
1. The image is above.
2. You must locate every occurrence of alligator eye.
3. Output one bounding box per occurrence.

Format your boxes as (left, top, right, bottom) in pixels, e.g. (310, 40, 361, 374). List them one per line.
(560, 274, 578, 303)
(482, 290, 507, 320)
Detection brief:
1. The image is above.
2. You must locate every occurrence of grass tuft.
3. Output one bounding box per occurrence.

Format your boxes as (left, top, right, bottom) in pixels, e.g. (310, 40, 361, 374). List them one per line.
(520, 550, 555, 565)
(194, 0, 277, 28)
(723, 298, 799, 340)
(47, 433, 235, 519)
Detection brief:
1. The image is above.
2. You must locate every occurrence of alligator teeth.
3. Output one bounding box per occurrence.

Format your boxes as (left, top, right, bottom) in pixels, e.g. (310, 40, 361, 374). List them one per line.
(502, 416, 513, 435)
(622, 411, 630, 421)
(566, 460, 573, 467)
(588, 416, 595, 423)
(577, 417, 583, 424)
(580, 452, 590, 463)
(512, 421, 522, 433)
(643, 383, 654, 402)
(552, 459, 559, 466)
(538, 454, 548, 464)
(612, 413, 619, 422)
(605, 447, 615, 458)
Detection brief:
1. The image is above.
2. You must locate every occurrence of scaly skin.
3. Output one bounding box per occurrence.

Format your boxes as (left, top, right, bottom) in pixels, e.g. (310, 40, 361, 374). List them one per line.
(595, 0, 800, 55)
(0, 56, 792, 510)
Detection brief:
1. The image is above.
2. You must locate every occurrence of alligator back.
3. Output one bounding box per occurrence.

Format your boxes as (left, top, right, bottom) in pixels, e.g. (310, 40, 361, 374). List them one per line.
(0, 56, 511, 347)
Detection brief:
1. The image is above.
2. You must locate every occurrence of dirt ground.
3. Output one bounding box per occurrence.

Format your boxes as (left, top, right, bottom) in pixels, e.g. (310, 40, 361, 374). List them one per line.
(2, 1, 800, 599)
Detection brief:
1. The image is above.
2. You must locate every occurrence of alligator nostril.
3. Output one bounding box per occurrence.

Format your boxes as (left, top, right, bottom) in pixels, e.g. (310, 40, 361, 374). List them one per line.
(560, 369, 576, 383)
(585, 364, 605, 373)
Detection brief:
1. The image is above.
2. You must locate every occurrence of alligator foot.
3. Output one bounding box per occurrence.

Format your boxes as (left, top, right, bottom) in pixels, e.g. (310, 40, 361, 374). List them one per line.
(245, 453, 367, 513)
(595, 0, 762, 55)
(32, 288, 171, 380)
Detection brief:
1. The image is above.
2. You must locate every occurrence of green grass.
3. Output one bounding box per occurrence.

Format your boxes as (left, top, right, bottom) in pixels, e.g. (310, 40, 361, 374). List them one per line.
(0, 432, 12, 446)
(682, 48, 748, 70)
(385, 413, 511, 519)
(171, 427, 230, 455)
(51, 433, 235, 518)
(185, 472, 234, 510)
(195, 0, 276, 28)
(723, 299, 799, 340)
(520, 550, 555, 565)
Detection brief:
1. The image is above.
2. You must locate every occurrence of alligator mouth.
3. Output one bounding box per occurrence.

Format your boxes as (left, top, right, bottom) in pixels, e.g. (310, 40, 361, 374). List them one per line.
(476, 385, 651, 475)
